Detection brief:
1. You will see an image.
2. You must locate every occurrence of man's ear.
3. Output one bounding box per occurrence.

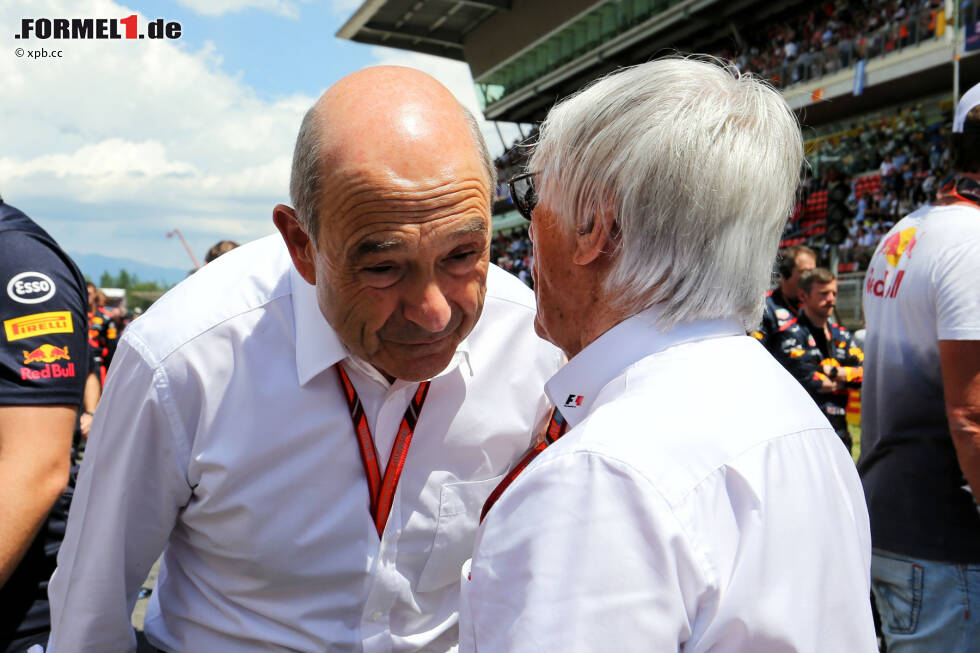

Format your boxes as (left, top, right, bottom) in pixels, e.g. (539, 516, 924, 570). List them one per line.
(272, 204, 317, 285)
(572, 205, 616, 266)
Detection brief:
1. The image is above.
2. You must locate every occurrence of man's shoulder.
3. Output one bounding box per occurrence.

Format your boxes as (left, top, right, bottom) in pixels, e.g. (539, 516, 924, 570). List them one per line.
(466, 265, 562, 372)
(483, 264, 536, 313)
(766, 288, 792, 315)
(552, 336, 831, 502)
(0, 208, 86, 310)
(829, 321, 852, 339)
(775, 315, 807, 341)
(124, 235, 292, 363)
(921, 203, 980, 244)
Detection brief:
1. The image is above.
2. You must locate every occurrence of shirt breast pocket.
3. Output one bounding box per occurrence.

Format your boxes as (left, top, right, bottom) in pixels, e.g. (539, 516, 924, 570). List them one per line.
(416, 474, 504, 593)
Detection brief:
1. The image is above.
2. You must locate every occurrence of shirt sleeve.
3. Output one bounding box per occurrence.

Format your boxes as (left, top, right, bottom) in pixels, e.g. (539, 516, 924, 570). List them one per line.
(460, 451, 704, 652)
(935, 235, 980, 341)
(47, 334, 193, 653)
(0, 230, 88, 406)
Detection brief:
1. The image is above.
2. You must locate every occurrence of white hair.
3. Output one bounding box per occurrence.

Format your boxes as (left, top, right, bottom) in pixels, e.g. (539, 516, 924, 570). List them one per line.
(529, 56, 803, 331)
(290, 103, 495, 242)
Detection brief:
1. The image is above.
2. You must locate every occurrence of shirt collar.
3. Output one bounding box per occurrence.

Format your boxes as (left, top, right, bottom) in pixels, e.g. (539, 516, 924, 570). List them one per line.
(544, 306, 741, 429)
(290, 265, 474, 386)
(291, 265, 347, 386)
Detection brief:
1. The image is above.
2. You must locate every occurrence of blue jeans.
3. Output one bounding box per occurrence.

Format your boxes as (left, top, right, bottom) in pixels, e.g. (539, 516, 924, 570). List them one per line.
(871, 548, 980, 652)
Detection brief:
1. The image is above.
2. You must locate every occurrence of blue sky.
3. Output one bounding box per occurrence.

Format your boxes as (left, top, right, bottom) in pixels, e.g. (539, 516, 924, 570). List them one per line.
(0, 0, 527, 272)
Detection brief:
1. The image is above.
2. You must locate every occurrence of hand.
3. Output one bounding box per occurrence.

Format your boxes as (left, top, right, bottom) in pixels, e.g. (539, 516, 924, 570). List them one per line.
(819, 374, 837, 393)
(80, 412, 93, 438)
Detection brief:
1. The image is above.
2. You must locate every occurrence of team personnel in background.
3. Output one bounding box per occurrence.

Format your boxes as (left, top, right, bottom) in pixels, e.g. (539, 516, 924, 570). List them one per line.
(47, 66, 562, 653)
(460, 58, 874, 652)
(773, 268, 863, 452)
(859, 82, 980, 651)
(203, 240, 239, 264)
(0, 197, 89, 652)
(85, 282, 117, 386)
(750, 244, 816, 352)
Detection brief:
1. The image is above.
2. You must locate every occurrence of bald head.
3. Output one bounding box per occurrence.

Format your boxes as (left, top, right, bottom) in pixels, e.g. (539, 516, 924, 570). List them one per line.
(289, 66, 494, 241)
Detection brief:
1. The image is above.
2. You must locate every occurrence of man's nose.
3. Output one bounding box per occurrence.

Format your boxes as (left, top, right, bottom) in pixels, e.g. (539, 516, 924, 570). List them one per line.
(403, 279, 452, 334)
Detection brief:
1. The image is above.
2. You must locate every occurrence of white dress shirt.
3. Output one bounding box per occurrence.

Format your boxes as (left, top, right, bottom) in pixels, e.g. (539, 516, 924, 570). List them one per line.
(47, 235, 562, 653)
(460, 308, 876, 652)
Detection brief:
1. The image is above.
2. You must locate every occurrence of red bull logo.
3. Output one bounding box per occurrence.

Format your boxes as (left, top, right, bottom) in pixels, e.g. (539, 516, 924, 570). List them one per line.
(866, 266, 905, 299)
(22, 343, 71, 364)
(880, 227, 918, 267)
(867, 226, 917, 300)
(20, 362, 76, 380)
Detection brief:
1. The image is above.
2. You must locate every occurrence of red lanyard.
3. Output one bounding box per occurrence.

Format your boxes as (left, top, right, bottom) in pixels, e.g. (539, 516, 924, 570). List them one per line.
(480, 408, 568, 523)
(335, 362, 431, 538)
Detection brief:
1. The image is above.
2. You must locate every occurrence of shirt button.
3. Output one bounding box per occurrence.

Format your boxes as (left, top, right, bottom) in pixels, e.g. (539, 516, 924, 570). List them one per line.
(371, 611, 383, 622)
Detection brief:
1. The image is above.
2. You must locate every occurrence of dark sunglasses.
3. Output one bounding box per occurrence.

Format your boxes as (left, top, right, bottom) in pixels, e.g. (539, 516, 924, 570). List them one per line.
(508, 171, 538, 222)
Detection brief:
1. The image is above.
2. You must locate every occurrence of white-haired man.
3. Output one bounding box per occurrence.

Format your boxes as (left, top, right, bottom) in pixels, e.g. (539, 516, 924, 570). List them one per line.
(459, 58, 875, 652)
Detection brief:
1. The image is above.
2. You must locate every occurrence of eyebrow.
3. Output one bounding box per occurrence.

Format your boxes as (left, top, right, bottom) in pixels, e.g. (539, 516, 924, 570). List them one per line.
(350, 217, 488, 264)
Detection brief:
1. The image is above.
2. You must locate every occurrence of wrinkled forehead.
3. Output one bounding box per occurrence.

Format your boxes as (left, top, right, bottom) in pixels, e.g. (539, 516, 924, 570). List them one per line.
(319, 109, 482, 185)
(318, 162, 491, 258)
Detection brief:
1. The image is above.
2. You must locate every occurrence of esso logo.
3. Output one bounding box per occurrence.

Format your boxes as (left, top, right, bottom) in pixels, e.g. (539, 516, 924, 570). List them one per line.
(7, 271, 56, 304)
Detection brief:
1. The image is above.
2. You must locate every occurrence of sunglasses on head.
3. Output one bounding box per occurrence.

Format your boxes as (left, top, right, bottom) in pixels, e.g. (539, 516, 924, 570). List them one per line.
(508, 171, 538, 222)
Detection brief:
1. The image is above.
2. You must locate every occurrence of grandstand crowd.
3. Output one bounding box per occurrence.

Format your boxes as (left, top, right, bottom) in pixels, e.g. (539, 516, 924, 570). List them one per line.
(720, 0, 957, 89)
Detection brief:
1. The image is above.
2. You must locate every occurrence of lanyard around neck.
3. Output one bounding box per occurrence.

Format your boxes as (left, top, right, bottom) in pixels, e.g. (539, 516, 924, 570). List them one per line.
(480, 407, 568, 523)
(335, 362, 431, 538)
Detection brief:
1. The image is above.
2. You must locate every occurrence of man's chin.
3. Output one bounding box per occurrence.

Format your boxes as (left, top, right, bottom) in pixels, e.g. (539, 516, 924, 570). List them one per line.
(377, 338, 459, 381)
(533, 314, 554, 345)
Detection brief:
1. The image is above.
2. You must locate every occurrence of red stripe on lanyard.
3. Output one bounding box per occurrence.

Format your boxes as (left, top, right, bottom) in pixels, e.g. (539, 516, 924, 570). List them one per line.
(480, 407, 568, 523)
(336, 363, 431, 538)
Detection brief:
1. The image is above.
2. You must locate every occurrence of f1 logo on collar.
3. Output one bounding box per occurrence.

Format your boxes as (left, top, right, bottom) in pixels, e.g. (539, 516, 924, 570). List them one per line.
(564, 394, 584, 408)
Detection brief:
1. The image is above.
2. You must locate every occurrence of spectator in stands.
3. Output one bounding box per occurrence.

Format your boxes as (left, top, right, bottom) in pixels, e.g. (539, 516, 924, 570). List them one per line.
(922, 167, 937, 197)
(855, 190, 868, 222)
(204, 240, 239, 264)
(858, 227, 876, 249)
(880, 154, 897, 189)
(461, 57, 874, 653)
(773, 268, 864, 452)
(859, 81, 980, 652)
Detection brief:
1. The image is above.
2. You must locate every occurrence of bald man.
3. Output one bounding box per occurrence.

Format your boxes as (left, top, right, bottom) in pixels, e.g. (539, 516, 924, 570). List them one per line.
(46, 67, 562, 653)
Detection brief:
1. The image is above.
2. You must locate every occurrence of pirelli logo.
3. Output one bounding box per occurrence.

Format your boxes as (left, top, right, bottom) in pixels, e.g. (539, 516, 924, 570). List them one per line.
(3, 311, 73, 342)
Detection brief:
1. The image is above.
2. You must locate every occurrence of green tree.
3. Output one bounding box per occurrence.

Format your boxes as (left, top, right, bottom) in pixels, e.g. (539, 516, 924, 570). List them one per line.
(94, 268, 171, 312)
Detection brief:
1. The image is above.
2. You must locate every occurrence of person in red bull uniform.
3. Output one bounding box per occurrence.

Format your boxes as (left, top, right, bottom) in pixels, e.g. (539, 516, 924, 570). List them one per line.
(859, 85, 980, 651)
(85, 283, 118, 387)
(774, 267, 863, 452)
(0, 196, 89, 652)
(749, 244, 816, 353)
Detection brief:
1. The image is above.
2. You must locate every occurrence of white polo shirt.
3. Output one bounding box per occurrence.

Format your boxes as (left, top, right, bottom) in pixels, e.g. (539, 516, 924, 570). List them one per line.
(47, 234, 562, 653)
(461, 308, 875, 652)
